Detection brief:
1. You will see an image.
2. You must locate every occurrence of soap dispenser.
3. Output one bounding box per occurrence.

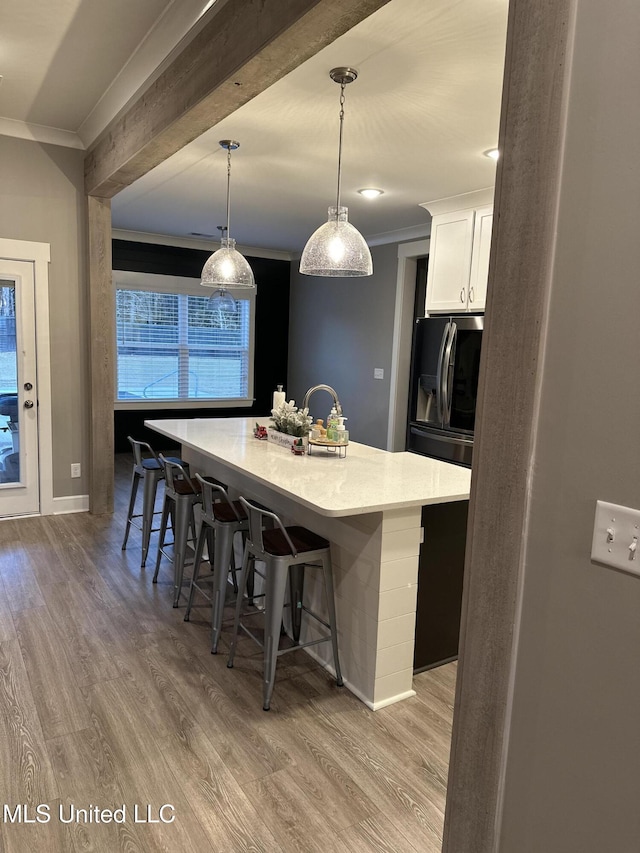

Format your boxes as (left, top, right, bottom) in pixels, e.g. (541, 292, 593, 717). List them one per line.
(335, 416, 349, 444)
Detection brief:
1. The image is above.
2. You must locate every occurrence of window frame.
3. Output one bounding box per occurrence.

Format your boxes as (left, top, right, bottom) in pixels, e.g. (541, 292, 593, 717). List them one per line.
(113, 270, 255, 410)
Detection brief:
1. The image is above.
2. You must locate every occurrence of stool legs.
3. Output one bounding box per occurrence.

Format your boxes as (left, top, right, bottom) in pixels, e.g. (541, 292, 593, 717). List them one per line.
(122, 470, 141, 551)
(227, 547, 251, 669)
(184, 519, 210, 621)
(262, 561, 289, 711)
(211, 523, 235, 654)
(288, 564, 305, 644)
(322, 555, 343, 687)
(172, 502, 196, 607)
(153, 496, 171, 584)
(140, 469, 162, 568)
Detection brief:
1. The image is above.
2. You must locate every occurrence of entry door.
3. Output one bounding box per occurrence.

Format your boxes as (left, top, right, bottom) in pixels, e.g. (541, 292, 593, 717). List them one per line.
(0, 260, 39, 516)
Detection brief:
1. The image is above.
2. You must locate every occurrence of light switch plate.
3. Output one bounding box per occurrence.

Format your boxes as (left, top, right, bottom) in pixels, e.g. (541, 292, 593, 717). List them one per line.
(374, 368, 384, 380)
(591, 500, 640, 576)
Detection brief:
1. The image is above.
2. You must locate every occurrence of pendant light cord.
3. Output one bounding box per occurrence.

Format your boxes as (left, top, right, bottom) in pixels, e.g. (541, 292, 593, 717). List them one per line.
(225, 144, 232, 240)
(336, 81, 346, 211)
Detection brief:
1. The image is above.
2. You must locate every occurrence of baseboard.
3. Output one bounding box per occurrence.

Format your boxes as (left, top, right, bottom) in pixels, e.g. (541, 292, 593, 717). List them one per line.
(302, 645, 416, 711)
(52, 494, 90, 514)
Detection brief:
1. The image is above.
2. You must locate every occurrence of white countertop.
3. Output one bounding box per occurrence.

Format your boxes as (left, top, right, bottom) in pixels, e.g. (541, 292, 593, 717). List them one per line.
(145, 417, 471, 518)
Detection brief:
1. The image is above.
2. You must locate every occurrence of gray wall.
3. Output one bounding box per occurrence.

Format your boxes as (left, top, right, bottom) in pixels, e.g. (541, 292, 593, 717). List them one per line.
(0, 136, 89, 498)
(499, 1, 640, 849)
(288, 241, 404, 449)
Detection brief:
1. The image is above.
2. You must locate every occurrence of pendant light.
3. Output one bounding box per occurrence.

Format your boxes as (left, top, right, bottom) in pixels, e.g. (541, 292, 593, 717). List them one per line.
(201, 140, 255, 305)
(300, 68, 373, 277)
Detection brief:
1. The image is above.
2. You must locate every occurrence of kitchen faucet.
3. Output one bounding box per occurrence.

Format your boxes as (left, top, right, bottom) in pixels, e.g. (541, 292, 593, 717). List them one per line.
(302, 384, 343, 417)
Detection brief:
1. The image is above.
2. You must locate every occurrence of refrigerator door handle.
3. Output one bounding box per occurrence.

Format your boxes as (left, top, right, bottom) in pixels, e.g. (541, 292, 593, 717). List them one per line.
(435, 321, 451, 425)
(441, 322, 456, 425)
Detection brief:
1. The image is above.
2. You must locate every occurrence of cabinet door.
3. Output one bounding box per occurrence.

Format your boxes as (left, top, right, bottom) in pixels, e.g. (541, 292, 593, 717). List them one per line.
(426, 209, 475, 313)
(468, 205, 493, 312)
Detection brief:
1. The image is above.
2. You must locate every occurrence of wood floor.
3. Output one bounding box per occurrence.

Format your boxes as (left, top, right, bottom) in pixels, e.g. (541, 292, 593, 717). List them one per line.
(0, 455, 456, 852)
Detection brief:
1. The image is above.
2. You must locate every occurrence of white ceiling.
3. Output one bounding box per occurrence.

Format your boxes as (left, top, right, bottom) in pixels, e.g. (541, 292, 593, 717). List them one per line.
(0, 0, 228, 146)
(111, 0, 508, 253)
(0, 0, 508, 254)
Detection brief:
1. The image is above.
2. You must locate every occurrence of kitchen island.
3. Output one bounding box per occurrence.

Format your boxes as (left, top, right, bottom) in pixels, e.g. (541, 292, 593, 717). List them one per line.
(146, 417, 471, 709)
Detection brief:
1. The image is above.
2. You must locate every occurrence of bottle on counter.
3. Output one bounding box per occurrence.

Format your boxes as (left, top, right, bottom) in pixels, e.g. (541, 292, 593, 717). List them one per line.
(272, 385, 286, 410)
(326, 407, 339, 441)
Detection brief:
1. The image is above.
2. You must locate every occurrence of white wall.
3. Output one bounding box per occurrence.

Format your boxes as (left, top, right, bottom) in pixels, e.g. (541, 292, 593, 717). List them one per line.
(499, 1, 640, 849)
(0, 136, 89, 499)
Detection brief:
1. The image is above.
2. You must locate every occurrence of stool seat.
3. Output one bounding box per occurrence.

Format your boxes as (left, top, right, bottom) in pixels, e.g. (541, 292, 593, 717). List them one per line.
(262, 526, 329, 557)
(213, 500, 247, 523)
(141, 455, 181, 471)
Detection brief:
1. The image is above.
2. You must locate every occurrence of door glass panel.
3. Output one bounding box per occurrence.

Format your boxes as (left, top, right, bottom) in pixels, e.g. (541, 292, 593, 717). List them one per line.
(449, 329, 482, 432)
(0, 281, 19, 484)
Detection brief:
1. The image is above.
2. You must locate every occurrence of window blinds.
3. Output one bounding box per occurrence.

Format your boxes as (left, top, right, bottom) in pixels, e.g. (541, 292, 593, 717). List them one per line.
(116, 289, 250, 402)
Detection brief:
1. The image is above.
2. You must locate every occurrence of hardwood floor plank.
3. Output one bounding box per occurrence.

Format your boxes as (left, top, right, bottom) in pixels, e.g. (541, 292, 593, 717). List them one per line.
(0, 528, 45, 613)
(83, 677, 216, 852)
(1, 798, 73, 853)
(0, 572, 16, 642)
(305, 708, 446, 851)
(242, 767, 351, 853)
(14, 607, 91, 739)
(338, 813, 427, 853)
(0, 639, 59, 804)
(157, 722, 281, 853)
(140, 630, 288, 785)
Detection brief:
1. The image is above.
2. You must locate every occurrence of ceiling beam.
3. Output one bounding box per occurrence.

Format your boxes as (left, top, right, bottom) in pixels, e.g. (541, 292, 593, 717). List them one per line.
(84, 0, 390, 198)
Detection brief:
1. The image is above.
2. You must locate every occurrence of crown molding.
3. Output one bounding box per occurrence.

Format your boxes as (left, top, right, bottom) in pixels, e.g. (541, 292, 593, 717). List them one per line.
(0, 116, 84, 150)
(111, 228, 292, 261)
(420, 187, 495, 216)
(79, 0, 231, 148)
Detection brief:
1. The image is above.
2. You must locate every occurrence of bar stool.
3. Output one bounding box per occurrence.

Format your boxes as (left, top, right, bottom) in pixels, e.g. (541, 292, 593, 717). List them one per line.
(184, 474, 254, 654)
(121, 437, 186, 568)
(227, 497, 343, 711)
(152, 456, 202, 607)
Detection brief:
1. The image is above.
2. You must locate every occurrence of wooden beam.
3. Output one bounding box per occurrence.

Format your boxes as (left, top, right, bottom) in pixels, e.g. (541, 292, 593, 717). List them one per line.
(85, 0, 390, 197)
(442, 0, 573, 850)
(87, 196, 114, 514)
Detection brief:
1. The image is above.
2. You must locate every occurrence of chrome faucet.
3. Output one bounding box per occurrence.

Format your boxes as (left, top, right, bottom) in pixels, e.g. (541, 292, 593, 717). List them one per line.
(302, 384, 343, 417)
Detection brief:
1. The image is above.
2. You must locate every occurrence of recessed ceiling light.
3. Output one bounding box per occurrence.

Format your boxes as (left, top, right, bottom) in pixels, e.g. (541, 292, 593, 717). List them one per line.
(358, 188, 384, 199)
(484, 148, 499, 161)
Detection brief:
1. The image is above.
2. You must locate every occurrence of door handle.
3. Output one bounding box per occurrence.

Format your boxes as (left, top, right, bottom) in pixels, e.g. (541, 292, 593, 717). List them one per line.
(24, 382, 33, 391)
(460, 288, 466, 304)
(24, 400, 34, 409)
(469, 287, 475, 303)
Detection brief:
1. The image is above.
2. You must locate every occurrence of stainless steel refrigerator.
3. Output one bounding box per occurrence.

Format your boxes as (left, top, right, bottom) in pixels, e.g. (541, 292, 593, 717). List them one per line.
(407, 315, 483, 468)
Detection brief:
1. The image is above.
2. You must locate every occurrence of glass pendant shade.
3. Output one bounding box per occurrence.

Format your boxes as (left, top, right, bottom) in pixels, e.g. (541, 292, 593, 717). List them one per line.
(200, 237, 255, 289)
(207, 288, 236, 314)
(300, 206, 373, 277)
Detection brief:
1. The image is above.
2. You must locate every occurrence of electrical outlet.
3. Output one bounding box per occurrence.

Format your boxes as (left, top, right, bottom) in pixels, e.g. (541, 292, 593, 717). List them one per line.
(591, 500, 640, 576)
(374, 368, 384, 380)
(70, 463, 81, 479)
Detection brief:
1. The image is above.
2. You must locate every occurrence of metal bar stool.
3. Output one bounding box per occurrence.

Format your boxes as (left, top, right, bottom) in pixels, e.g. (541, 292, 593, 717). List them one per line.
(121, 437, 186, 568)
(152, 455, 202, 607)
(227, 497, 343, 711)
(184, 474, 255, 654)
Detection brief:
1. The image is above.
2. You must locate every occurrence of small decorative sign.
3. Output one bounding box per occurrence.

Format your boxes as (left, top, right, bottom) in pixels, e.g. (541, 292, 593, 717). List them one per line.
(267, 430, 309, 453)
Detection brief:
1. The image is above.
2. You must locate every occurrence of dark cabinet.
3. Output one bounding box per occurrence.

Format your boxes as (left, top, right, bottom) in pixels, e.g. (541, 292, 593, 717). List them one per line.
(414, 499, 469, 673)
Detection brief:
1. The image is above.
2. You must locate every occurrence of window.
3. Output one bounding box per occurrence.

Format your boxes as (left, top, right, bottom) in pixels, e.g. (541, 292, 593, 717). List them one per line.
(114, 271, 254, 408)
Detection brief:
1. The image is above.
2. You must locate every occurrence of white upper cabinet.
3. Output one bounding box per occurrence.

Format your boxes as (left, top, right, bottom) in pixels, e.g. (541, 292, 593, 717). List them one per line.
(421, 190, 494, 315)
